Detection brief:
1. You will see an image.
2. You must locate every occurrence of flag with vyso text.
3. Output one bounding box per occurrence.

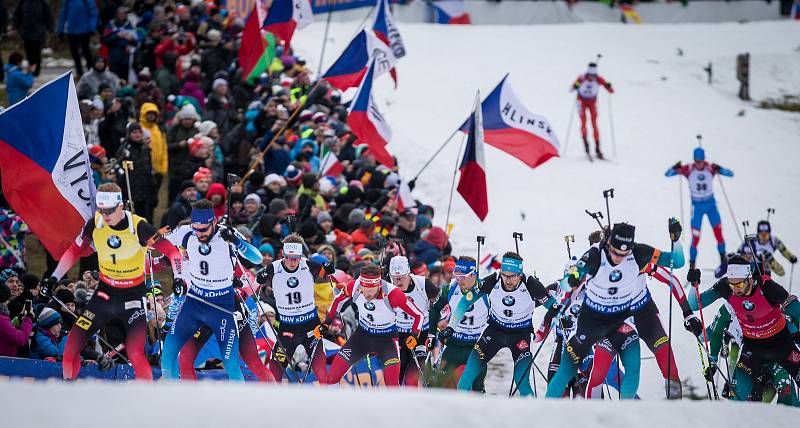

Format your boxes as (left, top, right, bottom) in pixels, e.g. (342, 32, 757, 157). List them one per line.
(461, 74, 560, 169)
(0, 73, 96, 257)
(322, 29, 397, 90)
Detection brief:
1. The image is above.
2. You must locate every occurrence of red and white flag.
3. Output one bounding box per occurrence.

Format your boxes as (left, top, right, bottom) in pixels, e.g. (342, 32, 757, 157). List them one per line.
(347, 59, 395, 168)
(456, 93, 488, 221)
(319, 151, 344, 177)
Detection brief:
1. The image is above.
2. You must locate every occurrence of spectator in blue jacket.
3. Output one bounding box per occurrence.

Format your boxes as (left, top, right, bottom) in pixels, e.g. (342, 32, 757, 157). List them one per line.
(30, 307, 65, 360)
(3, 52, 34, 106)
(101, 6, 138, 80)
(57, 0, 98, 76)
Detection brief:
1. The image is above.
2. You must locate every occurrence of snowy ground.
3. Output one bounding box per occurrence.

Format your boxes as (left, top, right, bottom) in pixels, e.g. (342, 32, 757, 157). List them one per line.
(3, 20, 800, 423)
(1, 382, 797, 427)
(289, 20, 800, 399)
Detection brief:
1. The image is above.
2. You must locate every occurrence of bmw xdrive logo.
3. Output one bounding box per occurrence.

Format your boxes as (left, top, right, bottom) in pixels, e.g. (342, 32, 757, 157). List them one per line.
(743, 300, 755, 311)
(570, 304, 581, 315)
(364, 301, 375, 311)
(698, 174, 706, 181)
(287, 277, 299, 288)
(199, 244, 211, 255)
(502, 296, 515, 306)
(107, 235, 122, 249)
(609, 270, 622, 283)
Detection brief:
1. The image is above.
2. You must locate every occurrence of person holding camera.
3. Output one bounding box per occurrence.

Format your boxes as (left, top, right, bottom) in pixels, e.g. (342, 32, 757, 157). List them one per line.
(0, 280, 33, 357)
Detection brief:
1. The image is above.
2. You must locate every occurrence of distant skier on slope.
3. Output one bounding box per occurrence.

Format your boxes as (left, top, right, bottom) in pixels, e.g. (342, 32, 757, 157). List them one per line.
(665, 146, 734, 277)
(572, 62, 614, 160)
(737, 220, 797, 277)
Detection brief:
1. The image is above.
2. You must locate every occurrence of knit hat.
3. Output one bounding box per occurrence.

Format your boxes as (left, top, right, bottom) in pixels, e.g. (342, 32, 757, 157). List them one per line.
(0, 268, 18, 284)
(179, 180, 197, 194)
(263, 173, 284, 187)
(244, 193, 261, 205)
(317, 211, 333, 225)
(212, 78, 228, 91)
(284, 165, 302, 183)
(38, 307, 62, 329)
(176, 105, 199, 121)
(206, 29, 222, 44)
(20, 273, 40, 291)
(258, 243, 275, 257)
(193, 167, 212, 184)
(188, 138, 206, 156)
(609, 223, 635, 252)
(195, 120, 218, 137)
(268, 198, 288, 214)
(348, 208, 366, 225)
(88, 145, 107, 159)
(55, 288, 75, 305)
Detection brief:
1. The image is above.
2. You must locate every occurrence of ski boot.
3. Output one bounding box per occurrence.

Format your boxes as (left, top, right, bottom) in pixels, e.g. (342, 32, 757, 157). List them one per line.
(583, 137, 592, 161)
(714, 252, 728, 279)
(595, 144, 604, 160)
(666, 378, 683, 399)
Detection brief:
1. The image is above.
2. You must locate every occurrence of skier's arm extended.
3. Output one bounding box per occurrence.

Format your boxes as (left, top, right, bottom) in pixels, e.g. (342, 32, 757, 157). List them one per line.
(327, 280, 354, 321)
(52, 221, 96, 280)
(775, 237, 797, 264)
(711, 163, 734, 177)
(650, 265, 693, 317)
(388, 288, 423, 335)
(227, 228, 262, 265)
(688, 282, 726, 311)
(664, 163, 689, 178)
(783, 295, 800, 331)
(525, 275, 557, 309)
(706, 305, 732, 362)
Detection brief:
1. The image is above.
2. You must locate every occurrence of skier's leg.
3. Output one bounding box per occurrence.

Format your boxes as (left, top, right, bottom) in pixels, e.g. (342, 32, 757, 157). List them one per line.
(457, 328, 501, 392)
(122, 301, 153, 381)
(732, 341, 764, 401)
(545, 346, 579, 398)
(210, 309, 244, 381)
(579, 102, 589, 151)
(325, 330, 368, 385)
(634, 300, 680, 396)
(178, 326, 211, 380)
(238, 325, 275, 382)
(690, 202, 703, 265)
(376, 337, 402, 387)
(508, 334, 534, 397)
(162, 298, 203, 380)
(589, 102, 600, 151)
(618, 338, 641, 399)
(301, 335, 328, 384)
(62, 295, 108, 380)
(586, 341, 613, 398)
(548, 336, 563, 382)
(708, 201, 726, 256)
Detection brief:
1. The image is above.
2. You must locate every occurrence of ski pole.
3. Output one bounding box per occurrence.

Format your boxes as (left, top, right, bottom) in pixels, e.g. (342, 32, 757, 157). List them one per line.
(693, 285, 719, 400)
(476, 236, 485, 282)
(602, 189, 615, 228)
(50, 293, 131, 365)
(666, 218, 677, 399)
(679, 180, 685, 245)
(717, 176, 743, 242)
(564, 235, 575, 258)
(444, 131, 468, 231)
(513, 232, 523, 255)
(146, 249, 162, 360)
(299, 337, 321, 384)
(563, 100, 577, 156)
(607, 95, 617, 160)
(121, 160, 135, 214)
(410, 347, 428, 387)
(766, 207, 774, 222)
(316, 1, 335, 78)
(790, 263, 795, 294)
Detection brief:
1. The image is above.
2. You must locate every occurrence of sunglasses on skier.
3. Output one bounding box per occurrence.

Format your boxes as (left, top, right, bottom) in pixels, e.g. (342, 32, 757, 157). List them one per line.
(728, 278, 750, 289)
(97, 205, 120, 215)
(191, 223, 213, 233)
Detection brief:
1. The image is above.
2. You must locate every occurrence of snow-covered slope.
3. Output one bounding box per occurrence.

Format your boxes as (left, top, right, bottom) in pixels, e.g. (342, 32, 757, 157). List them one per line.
(290, 21, 800, 399)
(1, 382, 797, 427)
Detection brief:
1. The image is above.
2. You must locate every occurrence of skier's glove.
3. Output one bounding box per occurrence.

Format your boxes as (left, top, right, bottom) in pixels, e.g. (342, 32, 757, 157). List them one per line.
(684, 314, 703, 337)
(790, 255, 798, 264)
(405, 334, 418, 350)
(560, 316, 574, 330)
(313, 323, 329, 339)
(323, 262, 335, 276)
(668, 218, 682, 242)
(704, 361, 718, 382)
(687, 268, 701, 285)
(97, 355, 114, 372)
(232, 277, 243, 289)
(672, 161, 682, 171)
(438, 326, 454, 342)
(425, 333, 437, 351)
(219, 225, 238, 243)
(173, 278, 187, 297)
(256, 269, 269, 285)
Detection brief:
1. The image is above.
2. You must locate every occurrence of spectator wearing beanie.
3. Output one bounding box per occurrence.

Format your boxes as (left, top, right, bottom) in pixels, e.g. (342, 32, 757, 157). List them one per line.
(52, 288, 77, 330)
(263, 174, 285, 202)
(414, 226, 449, 266)
(167, 105, 201, 200)
(243, 193, 264, 229)
(30, 307, 64, 360)
(161, 180, 197, 229)
(206, 183, 229, 219)
(351, 219, 376, 250)
(258, 243, 275, 267)
(0, 282, 33, 357)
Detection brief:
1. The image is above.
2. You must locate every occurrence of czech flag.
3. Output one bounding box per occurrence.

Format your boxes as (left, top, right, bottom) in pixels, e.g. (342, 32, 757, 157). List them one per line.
(347, 59, 395, 169)
(262, 0, 313, 49)
(461, 74, 560, 169)
(431, 0, 471, 24)
(396, 178, 414, 212)
(0, 73, 96, 258)
(373, 0, 406, 60)
(791, 0, 800, 20)
(319, 150, 344, 177)
(322, 29, 397, 91)
(456, 93, 488, 222)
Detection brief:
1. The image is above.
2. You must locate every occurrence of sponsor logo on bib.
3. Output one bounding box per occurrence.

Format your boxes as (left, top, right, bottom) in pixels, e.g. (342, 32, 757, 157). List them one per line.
(287, 277, 299, 288)
(199, 243, 211, 255)
(364, 301, 375, 311)
(609, 270, 622, 283)
(502, 295, 515, 306)
(742, 300, 755, 311)
(107, 235, 122, 249)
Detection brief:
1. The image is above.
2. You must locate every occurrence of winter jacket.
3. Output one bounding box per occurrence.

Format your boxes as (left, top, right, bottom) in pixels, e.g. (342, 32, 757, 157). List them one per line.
(166, 123, 197, 172)
(0, 310, 32, 357)
(98, 107, 128, 156)
(203, 94, 239, 137)
(206, 183, 228, 219)
(30, 328, 64, 359)
(12, 0, 53, 42)
(160, 197, 193, 229)
(200, 46, 232, 91)
(413, 239, 442, 266)
(101, 17, 137, 68)
(57, 0, 97, 35)
(139, 103, 168, 176)
(154, 67, 179, 97)
(76, 68, 120, 100)
(116, 138, 155, 203)
(3, 64, 33, 105)
(180, 80, 205, 111)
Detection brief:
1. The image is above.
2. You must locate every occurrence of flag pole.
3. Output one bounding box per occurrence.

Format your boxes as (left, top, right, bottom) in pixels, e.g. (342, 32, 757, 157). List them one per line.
(409, 128, 459, 185)
(316, 1, 336, 78)
(444, 91, 480, 233)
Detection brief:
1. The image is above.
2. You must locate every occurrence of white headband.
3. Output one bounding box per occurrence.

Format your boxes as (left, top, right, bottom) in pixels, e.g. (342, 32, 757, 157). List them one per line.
(283, 242, 303, 258)
(726, 263, 751, 280)
(96, 192, 122, 209)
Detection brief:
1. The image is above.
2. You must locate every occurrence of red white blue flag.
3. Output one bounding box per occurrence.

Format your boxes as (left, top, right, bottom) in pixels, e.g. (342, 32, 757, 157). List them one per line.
(461, 74, 560, 169)
(431, 0, 471, 24)
(323, 29, 397, 90)
(791, 0, 800, 19)
(262, 0, 313, 48)
(457, 93, 488, 221)
(372, 0, 405, 60)
(347, 59, 395, 168)
(0, 73, 96, 257)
